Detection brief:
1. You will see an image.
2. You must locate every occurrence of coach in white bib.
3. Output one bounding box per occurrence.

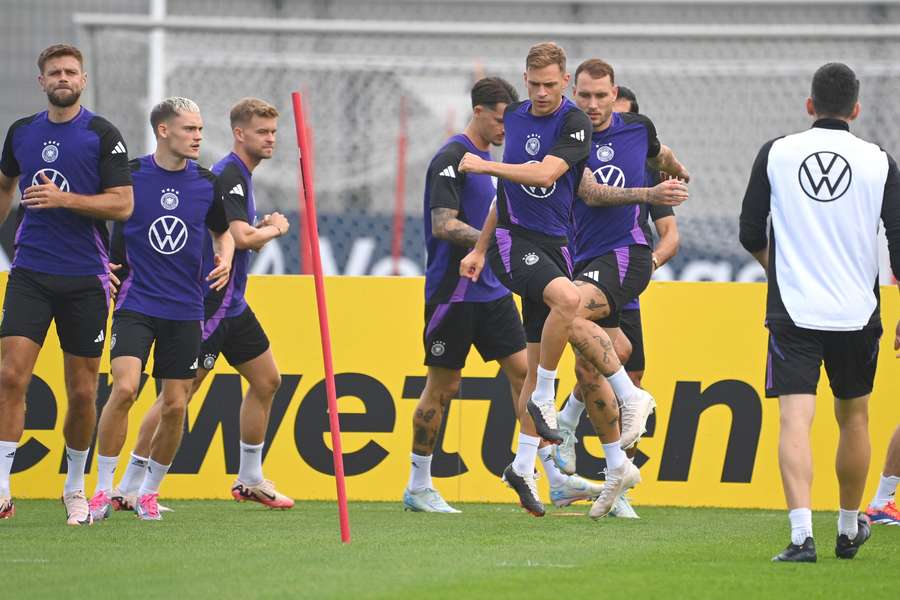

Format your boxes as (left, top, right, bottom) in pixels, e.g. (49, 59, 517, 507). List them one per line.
(740, 62, 900, 563)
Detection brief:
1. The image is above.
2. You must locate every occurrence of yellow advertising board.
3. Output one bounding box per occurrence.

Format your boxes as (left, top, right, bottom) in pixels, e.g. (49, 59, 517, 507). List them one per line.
(5, 273, 898, 510)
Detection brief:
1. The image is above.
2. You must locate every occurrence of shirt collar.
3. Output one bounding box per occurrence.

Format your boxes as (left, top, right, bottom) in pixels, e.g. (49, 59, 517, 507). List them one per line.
(812, 118, 850, 131)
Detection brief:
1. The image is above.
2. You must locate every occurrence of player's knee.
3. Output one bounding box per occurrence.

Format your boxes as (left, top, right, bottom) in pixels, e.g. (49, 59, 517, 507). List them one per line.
(66, 383, 98, 410)
(159, 396, 188, 421)
(437, 376, 461, 406)
(0, 363, 30, 399)
(260, 371, 282, 397)
(109, 380, 140, 407)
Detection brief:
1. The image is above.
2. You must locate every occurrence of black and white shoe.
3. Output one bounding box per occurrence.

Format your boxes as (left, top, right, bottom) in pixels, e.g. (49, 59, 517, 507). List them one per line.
(772, 537, 817, 563)
(526, 396, 563, 445)
(501, 463, 545, 517)
(836, 515, 871, 559)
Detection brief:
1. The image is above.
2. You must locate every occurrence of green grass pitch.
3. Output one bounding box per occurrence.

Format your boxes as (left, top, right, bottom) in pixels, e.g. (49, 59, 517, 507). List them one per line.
(3, 500, 899, 599)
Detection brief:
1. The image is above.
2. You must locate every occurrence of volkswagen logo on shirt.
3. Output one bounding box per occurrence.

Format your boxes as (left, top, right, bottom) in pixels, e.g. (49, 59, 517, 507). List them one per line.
(521, 160, 556, 198)
(798, 151, 852, 202)
(148, 215, 188, 255)
(31, 168, 69, 192)
(594, 165, 626, 188)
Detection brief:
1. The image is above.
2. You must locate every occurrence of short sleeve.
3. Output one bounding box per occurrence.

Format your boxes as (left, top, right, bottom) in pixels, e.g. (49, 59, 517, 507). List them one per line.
(215, 162, 251, 223)
(547, 108, 592, 166)
(428, 142, 468, 211)
(89, 116, 133, 189)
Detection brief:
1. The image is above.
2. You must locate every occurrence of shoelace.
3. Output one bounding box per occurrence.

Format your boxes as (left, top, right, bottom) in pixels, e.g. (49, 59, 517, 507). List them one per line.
(88, 491, 108, 510)
(140, 495, 160, 518)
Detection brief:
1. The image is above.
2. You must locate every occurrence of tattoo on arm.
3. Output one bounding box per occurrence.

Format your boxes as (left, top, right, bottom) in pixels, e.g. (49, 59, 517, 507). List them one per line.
(579, 172, 650, 207)
(432, 207, 481, 248)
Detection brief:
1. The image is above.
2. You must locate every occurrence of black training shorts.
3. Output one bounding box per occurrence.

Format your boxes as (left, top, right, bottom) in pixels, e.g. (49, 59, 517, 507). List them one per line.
(487, 225, 573, 343)
(765, 321, 882, 399)
(1, 267, 109, 357)
(423, 294, 526, 369)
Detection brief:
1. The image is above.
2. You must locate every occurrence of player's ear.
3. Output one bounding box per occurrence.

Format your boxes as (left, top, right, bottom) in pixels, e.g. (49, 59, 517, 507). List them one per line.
(612, 85, 619, 102)
(849, 102, 861, 121)
(233, 126, 244, 143)
(805, 97, 816, 117)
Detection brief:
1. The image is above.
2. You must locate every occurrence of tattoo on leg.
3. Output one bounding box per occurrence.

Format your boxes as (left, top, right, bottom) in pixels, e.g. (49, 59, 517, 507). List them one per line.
(585, 298, 608, 311)
(593, 399, 606, 410)
(414, 425, 430, 448)
(423, 409, 436, 423)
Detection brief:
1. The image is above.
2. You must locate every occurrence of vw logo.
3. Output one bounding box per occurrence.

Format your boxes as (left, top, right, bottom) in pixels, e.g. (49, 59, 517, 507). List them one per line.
(521, 160, 556, 198)
(148, 215, 188, 255)
(594, 165, 626, 188)
(798, 151, 852, 202)
(32, 168, 69, 192)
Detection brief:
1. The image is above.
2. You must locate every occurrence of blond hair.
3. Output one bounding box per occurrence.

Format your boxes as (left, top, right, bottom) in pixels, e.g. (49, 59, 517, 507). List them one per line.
(230, 98, 279, 127)
(526, 42, 567, 72)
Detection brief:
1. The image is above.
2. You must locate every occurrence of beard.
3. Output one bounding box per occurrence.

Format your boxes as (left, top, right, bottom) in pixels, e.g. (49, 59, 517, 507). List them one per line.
(47, 87, 82, 108)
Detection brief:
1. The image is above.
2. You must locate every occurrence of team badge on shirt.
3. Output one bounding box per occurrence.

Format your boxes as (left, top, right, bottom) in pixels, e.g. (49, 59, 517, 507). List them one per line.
(596, 145, 614, 162)
(525, 134, 541, 156)
(160, 188, 180, 210)
(41, 140, 60, 163)
(203, 354, 216, 370)
(431, 340, 446, 357)
(523, 252, 540, 266)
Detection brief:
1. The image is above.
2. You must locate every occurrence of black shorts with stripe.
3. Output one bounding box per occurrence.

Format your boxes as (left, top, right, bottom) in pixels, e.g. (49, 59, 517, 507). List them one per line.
(765, 321, 882, 399)
(423, 295, 526, 369)
(200, 303, 270, 370)
(486, 225, 572, 343)
(575, 244, 653, 328)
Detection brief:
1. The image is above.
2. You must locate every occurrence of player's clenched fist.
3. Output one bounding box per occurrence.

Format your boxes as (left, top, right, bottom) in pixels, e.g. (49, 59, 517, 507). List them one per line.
(458, 152, 489, 174)
(261, 211, 290, 236)
(459, 249, 485, 282)
(648, 178, 689, 206)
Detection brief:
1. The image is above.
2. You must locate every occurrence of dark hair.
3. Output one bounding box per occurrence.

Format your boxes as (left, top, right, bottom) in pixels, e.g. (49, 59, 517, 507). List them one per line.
(37, 44, 83, 73)
(811, 63, 859, 118)
(574, 58, 615, 86)
(471, 77, 518, 109)
(616, 85, 639, 113)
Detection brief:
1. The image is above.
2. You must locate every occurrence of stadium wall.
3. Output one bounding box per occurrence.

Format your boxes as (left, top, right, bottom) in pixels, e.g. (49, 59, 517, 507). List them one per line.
(6, 274, 899, 510)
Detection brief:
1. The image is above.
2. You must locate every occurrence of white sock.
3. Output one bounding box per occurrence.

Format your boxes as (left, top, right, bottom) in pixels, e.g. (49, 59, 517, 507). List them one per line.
(558, 393, 584, 428)
(871, 473, 900, 508)
(238, 441, 265, 486)
(838, 508, 859, 538)
(537, 446, 569, 487)
(118, 452, 149, 495)
(95, 454, 119, 493)
(138, 459, 171, 497)
(534, 366, 557, 400)
(408, 453, 433, 492)
(0, 440, 17, 496)
(512, 433, 540, 476)
(63, 447, 89, 495)
(789, 508, 813, 545)
(606, 367, 637, 403)
(603, 441, 627, 471)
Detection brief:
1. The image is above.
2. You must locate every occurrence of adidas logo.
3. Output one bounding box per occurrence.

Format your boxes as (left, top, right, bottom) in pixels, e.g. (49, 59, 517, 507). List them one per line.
(439, 166, 456, 179)
(583, 270, 600, 282)
(190, 358, 199, 369)
(230, 184, 244, 197)
(570, 130, 585, 142)
(94, 330, 104, 343)
(111, 141, 126, 155)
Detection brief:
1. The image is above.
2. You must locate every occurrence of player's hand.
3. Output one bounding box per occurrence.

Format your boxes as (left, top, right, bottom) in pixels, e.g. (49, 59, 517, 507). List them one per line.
(207, 254, 231, 291)
(648, 178, 689, 206)
(460, 249, 485, 282)
(107, 263, 123, 301)
(894, 318, 899, 357)
(21, 172, 71, 209)
(265, 211, 290, 236)
(670, 163, 691, 183)
(458, 152, 489, 175)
